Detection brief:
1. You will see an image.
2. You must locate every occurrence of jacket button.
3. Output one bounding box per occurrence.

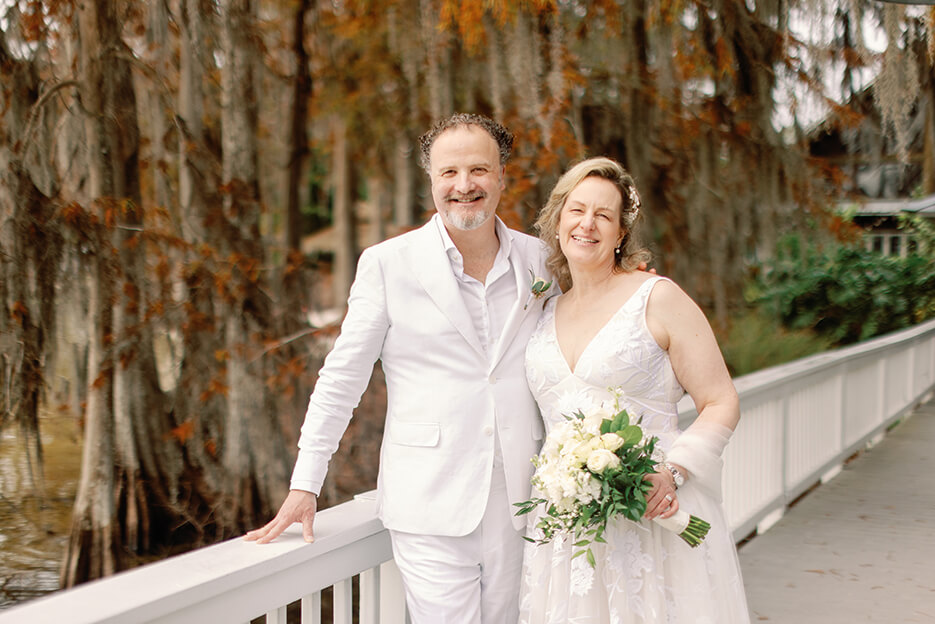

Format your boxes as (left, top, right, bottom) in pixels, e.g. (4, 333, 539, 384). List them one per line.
(483, 426, 494, 436)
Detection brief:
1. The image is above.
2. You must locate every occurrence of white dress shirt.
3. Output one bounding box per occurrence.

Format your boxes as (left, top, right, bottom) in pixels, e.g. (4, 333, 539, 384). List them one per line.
(435, 215, 517, 362)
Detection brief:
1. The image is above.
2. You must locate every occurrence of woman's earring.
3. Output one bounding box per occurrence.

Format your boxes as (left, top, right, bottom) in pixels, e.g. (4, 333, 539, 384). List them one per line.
(556, 234, 560, 239)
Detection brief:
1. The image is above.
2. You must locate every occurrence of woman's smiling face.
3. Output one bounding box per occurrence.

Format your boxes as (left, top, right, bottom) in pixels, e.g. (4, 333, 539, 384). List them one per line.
(558, 176, 625, 272)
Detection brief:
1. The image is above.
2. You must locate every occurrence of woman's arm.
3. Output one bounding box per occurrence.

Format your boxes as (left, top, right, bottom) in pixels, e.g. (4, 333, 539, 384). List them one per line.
(646, 279, 739, 431)
(643, 278, 738, 503)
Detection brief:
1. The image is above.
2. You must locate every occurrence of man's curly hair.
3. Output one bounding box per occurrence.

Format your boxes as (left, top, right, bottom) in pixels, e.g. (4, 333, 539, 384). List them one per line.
(418, 113, 514, 173)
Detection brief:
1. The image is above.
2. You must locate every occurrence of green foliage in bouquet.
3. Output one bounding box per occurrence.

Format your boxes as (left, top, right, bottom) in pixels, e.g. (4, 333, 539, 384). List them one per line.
(514, 407, 658, 567)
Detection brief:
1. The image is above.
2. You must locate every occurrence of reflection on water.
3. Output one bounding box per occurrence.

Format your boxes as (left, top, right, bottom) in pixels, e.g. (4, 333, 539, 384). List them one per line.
(0, 413, 81, 610)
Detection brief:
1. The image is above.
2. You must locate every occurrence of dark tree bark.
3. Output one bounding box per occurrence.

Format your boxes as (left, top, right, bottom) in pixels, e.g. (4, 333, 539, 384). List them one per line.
(0, 30, 63, 497)
(287, 0, 312, 254)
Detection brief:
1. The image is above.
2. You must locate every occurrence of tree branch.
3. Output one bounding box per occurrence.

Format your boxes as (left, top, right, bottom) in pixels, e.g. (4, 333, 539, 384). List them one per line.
(17, 79, 82, 161)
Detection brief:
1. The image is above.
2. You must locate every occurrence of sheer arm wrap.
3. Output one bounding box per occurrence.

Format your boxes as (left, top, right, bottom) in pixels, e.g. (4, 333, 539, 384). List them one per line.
(665, 421, 733, 502)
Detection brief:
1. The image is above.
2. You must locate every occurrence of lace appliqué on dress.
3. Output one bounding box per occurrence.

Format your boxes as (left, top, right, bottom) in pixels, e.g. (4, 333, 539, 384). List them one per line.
(518, 277, 750, 624)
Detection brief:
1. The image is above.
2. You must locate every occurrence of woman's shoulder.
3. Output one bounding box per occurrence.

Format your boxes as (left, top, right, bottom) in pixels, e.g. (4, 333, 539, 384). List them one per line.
(634, 271, 686, 299)
(618, 268, 666, 297)
(644, 274, 707, 333)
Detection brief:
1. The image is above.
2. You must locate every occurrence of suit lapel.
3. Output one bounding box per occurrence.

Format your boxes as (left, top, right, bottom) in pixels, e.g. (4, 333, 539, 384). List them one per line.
(488, 231, 539, 372)
(404, 217, 486, 358)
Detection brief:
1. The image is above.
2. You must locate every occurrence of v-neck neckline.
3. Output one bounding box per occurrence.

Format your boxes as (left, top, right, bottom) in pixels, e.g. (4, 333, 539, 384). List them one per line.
(552, 278, 653, 375)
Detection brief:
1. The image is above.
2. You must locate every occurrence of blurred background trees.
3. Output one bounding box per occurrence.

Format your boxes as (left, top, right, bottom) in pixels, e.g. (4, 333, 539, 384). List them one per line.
(0, 0, 932, 592)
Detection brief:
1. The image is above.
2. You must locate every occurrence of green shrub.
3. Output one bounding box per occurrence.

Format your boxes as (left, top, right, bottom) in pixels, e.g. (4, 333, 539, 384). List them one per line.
(753, 233, 935, 347)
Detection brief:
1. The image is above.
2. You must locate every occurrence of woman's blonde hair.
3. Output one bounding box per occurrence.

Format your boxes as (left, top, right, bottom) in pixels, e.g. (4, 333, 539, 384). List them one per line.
(534, 157, 651, 292)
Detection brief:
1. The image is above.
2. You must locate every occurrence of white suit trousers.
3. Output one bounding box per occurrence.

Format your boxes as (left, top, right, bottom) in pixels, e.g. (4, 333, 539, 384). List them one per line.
(389, 444, 525, 624)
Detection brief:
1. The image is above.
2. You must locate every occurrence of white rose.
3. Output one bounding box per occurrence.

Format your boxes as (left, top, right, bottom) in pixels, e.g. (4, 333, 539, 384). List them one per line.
(600, 432, 625, 451)
(570, 437, 600, 464)
(586, 448, 621, 473)
(582, 406, 612, 431)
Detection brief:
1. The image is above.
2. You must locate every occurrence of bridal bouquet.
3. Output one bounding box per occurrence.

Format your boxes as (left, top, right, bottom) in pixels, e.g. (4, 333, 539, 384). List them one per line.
(514, 400, 710, 566)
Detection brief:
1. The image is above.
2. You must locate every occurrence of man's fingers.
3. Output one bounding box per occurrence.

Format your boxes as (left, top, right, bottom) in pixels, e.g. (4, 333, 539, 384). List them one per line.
(246, 491, 317, 545)
(300, 506, 316, 542)
(243, 521, 273, 542)
(255, 518, 288, 544)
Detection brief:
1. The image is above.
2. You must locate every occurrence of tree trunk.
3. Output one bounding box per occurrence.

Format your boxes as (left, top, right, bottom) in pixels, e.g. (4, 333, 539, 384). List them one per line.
(286, 0, 312, 253)
(177, 0, 207, 242)
(63, 233, 120, 586)
(393, 128, 415, 227)
(421, 0, 451, 120)
(331, 115, 356, 304)
(64, 0, 176, 585)
(923, 81, 934, 195)
(218, 0, 290, 530)
(63, 0, 123, 585)
(0, 32, 63, 496)
(146, 0, 173, 214)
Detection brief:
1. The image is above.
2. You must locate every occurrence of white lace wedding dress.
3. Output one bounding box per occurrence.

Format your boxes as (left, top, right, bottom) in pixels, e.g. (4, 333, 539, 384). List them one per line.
(519, 276, 750, 624)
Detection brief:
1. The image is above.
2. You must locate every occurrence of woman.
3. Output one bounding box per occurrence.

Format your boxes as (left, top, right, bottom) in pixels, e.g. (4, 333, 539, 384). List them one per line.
(519, 157, 750, 623)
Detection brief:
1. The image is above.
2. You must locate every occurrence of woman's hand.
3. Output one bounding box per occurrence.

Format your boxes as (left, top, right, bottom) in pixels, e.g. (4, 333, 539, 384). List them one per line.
(643, 470, 679, 520)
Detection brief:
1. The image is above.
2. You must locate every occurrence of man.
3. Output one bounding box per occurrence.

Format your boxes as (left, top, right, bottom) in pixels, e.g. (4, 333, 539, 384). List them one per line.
(246, 113, 551, 622)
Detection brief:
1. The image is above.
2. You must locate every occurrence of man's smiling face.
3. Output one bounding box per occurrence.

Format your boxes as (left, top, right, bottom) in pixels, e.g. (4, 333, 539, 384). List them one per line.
(428, 125, 505, 232)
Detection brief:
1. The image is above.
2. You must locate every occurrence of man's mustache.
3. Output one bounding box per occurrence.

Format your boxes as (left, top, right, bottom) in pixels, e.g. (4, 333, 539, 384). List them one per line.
(445, 192, 487, 202)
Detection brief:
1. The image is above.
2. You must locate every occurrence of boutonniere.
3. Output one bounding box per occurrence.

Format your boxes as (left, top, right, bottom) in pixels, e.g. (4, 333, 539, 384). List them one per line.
(524, 269, 553, 310)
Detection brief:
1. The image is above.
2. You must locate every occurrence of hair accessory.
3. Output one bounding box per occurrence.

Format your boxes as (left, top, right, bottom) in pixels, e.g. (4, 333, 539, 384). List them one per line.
(627, 185, 641, 211)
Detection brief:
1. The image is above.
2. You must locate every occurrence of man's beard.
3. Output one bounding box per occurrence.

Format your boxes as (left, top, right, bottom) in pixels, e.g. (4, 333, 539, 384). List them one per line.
(443, 193, 492, 231)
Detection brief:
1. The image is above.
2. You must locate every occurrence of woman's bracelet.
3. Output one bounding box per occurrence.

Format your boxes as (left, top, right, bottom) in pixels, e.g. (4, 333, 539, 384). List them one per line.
(662, 462, 685, 489)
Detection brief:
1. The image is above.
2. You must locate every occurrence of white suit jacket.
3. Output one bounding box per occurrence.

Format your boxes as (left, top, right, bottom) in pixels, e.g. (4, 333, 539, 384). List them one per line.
(291, 215, 550, 536)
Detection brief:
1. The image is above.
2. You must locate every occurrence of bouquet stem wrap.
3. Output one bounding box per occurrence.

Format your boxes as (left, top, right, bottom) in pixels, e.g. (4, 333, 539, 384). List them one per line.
(664, 421, 733, 502)
(653, 510, 711, 548)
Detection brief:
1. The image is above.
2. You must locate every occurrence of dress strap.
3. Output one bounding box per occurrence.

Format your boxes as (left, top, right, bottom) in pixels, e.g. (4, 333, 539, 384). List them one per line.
(635, 275, 670, 304)
(634, 275, 673, 331)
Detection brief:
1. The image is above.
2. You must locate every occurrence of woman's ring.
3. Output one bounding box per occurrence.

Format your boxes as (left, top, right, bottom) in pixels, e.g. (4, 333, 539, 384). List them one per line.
(664, 494, 673, 503)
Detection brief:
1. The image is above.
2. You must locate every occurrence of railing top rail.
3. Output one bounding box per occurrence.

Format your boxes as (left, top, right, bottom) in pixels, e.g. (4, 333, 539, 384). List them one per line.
(0, 495, 386, 624)
(730, 318, 935, 399)
(676, 318, 935, 416)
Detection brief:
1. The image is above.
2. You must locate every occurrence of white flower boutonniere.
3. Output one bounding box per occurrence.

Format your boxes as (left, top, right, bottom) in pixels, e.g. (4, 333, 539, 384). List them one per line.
(524, 269, 553, 310)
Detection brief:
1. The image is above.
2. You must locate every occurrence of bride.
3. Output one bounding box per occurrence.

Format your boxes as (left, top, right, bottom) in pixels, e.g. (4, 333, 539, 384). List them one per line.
(519, 157, 750, 623)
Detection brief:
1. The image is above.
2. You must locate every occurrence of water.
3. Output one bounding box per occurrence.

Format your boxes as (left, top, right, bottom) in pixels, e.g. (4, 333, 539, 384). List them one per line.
(0, 413, 81, 610)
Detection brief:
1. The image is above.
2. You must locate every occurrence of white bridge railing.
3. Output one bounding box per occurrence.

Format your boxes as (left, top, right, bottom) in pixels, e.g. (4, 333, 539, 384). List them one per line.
(3, 318, 934, 624)
(702, 317, 935, 540)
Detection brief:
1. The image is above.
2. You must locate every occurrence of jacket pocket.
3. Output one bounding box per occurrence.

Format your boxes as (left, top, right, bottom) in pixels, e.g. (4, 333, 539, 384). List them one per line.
(389, 422, 440, 447)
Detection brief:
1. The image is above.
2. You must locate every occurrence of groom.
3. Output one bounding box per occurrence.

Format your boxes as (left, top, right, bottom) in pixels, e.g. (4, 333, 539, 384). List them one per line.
(246, 113, 551, 622)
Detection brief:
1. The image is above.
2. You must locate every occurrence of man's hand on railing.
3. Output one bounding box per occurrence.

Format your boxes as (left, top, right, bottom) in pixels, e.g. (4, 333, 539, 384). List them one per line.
(244, 489, 318, 544)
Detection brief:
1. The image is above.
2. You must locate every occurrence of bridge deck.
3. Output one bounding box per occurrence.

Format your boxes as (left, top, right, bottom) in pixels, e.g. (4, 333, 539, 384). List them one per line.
(738, 396, 935, 623)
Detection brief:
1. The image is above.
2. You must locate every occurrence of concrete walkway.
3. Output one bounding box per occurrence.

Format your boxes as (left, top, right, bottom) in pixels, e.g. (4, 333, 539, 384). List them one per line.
(738, 396, 935, 623)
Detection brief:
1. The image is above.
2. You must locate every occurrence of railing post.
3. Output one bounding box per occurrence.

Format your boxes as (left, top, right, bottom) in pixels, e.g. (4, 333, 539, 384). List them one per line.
(333, 578, 352, 624)
(301, 592, 321, 624)
(360, 566, 380, 624)
(265, 606, 287, 624)
(380, 559, 410, 624)
(876, 353, 886, 426)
